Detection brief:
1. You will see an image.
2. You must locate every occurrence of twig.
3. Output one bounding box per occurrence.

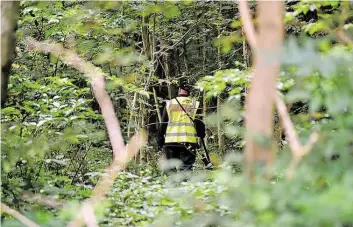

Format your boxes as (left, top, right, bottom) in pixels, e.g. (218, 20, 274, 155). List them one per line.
(20, 192, 64, 209)
(169, 25, 196, 49)
(71, 144, 91, 185)
(238, 0, 257, 50)
(275, 94, 319, 179)
(336, 29, 353, 46)
(274, 94, 301, 153)
(0, 203, 40, 227)
(286, 133, 319, 179)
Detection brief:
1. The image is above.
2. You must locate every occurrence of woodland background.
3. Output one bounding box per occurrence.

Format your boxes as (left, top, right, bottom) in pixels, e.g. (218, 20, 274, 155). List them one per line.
(1, 1, 353, 227)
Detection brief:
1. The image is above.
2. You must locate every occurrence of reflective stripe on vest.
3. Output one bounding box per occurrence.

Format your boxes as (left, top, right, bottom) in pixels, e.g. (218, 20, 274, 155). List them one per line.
(165, 97, 200, 144)
(167, 122, 194, 127)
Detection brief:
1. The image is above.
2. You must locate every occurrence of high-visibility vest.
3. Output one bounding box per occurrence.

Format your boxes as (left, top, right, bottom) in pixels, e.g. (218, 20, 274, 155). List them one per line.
(165, 96, 200, 144)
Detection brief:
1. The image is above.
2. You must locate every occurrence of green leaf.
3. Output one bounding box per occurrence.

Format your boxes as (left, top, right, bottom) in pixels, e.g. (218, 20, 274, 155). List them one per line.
(253, 191, 271, 211)
(304, 21, 328, 35)
(230, 20, 242, 29)
(224, 125, 240, 137)
(163, 6, 180, 19)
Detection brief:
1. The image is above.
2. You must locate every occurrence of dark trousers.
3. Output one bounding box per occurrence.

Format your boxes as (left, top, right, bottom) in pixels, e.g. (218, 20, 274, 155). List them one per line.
(163, 145, 196, 174)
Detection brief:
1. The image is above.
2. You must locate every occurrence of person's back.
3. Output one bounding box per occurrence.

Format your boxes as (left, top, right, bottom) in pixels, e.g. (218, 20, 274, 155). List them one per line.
(164, 96, 199, 145)
(157, 84, 202, 173)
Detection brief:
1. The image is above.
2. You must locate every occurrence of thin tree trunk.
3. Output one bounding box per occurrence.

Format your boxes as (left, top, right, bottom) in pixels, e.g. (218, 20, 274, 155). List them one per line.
(202, 90, 207, 146)
(242, 28, 249, 69)
(150, 13, 156, 62)
(164, 54, 170, 93)
(140, 112, 145, 164)
(160, 40, 172, 99)
(175, 49, 181, 78)
(217, 1, 222, 70)
(217, 3, 223, 152)
(141, 15, 151, 60)
(273, 111, 283, 151)
(136, 100, 145, 164)
(1, 1, 20, 106)
(127, 93, 137, 138)
(135, 100, 142, 163)
(203, 32, 207, 74)
(183, 39, 189, 75)
(202, 31, 208, 146)
(153, 87, 162, 123)
(127, 93, 137, 163)
(244, 1, 284, 179)
(119, 40, 123, 74)
(217, 95, 222, 152)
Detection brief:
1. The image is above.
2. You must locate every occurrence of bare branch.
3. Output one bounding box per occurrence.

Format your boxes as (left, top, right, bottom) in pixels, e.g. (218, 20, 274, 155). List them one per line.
(336, 29, 353, 46)
(0, 203, 40, 227)
(275, 94, 319, 179)
(153, 87, 162, 123)
(238, 0, 257, 50)
(21, 192, 64, 209)
(67, 131, 147, 227)
(238, 1, 318, 179)
(26, 38, 125, 160)
(26, 38, 148, 227)
(286, 132, 319, 179)
(81, 204, 99, 227)
(274, 94, 301, 152)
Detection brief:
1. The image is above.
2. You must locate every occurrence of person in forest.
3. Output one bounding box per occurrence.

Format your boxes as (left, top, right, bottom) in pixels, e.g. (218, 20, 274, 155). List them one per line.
(157, 84, 208, 173)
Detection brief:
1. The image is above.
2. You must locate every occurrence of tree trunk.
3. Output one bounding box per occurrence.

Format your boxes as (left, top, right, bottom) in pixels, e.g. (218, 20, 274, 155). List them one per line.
(183, 39, 189, 75)
(244, 1, 284, 179)
(139, 112, 145, 164)
(216, 4, 223, 152)
(160, 39, 172, 99)
(153, 88, 162, 123)
(242, 28, 249, 69)
(202, 90, 207, 146)
(217, 95, 222, 152)
(141, 15, 151, 60)
(151, 13, 156, 62)
(273, 111, 283, 151)
(127, 93, 137, 138)
(203, 30, 207, 74)
(1, 1, 20, 106)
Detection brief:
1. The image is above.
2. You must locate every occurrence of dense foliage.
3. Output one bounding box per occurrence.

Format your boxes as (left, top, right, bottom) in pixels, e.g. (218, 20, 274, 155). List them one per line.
(1, 1, 353, 227)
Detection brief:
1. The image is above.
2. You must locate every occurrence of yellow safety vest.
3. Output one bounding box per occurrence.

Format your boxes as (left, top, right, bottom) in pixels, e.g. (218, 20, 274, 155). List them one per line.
(165, 96, 200, 144)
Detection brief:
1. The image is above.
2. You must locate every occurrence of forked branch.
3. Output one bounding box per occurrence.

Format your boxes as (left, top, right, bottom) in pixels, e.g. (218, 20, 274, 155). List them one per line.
(26, 38, 148, 227)
(239, 1, 285, 178)
(238, 1, 318, 179)
(0, 203, 40, 227)
(26, 38, 125, 160)
(275, 94, 319, 179)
